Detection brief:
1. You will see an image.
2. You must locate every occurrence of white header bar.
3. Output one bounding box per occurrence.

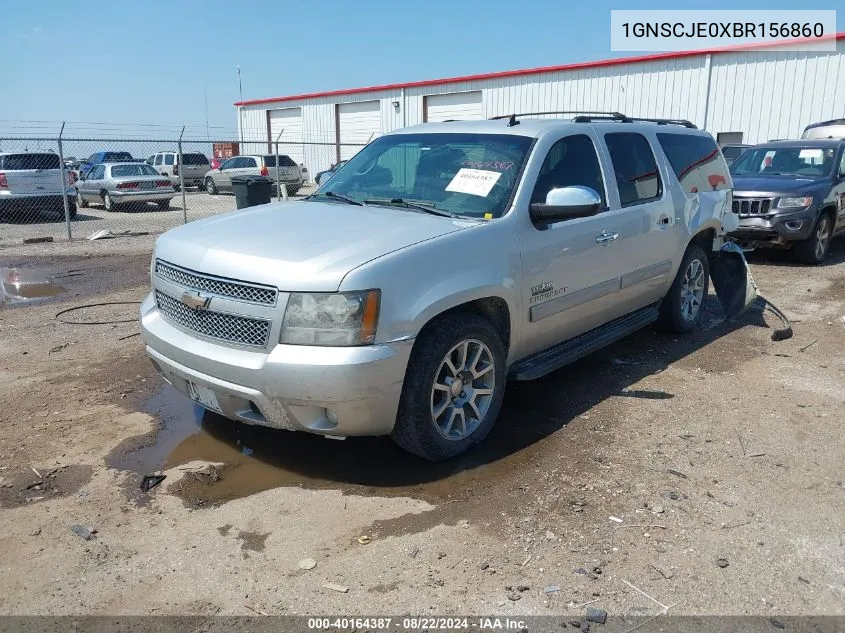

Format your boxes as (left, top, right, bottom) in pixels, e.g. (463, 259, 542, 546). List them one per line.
(611, 10, 837, 52)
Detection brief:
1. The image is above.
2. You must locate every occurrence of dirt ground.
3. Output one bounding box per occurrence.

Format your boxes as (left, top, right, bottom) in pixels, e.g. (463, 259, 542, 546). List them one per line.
(0, 236, 843, 618)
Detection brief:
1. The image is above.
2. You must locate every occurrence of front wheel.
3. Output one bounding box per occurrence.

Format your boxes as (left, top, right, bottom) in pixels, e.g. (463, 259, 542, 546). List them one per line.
(658, 243, 710, 334)
(391, 313, 506, 461)
(793, 212, 832, 265)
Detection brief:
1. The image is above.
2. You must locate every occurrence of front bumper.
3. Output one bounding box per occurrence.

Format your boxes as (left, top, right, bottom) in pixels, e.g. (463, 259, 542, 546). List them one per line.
(111, 190, 174, 203)
(139, 292, 413, 437)
(728, 206, 818, 246)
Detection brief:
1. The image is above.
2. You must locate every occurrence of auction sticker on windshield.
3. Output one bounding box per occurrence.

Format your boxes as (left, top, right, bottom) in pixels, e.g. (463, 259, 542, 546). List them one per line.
(446, 168, 502, 197)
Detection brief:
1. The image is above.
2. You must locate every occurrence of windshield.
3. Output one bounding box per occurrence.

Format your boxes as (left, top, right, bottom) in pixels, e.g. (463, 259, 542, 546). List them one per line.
(103, 152, 133, 162)
(315, 132, 534, 218)
(0, 153, 61, 170)
(181, 153, 209, 165)
(111, 163, 159, 177)
(730, 146, 836, 178)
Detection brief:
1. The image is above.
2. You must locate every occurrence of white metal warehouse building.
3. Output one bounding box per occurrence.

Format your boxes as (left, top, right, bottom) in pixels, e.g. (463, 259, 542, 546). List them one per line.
(235, 34, 845, 180)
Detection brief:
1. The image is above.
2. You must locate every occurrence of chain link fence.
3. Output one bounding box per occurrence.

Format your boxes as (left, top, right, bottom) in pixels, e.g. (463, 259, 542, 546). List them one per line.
(0, 129, 369, 247)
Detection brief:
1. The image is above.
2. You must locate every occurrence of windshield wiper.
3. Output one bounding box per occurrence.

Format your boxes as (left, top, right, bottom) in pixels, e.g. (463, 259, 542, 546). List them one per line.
(307, 191, 363, 206)
(363, 198, 459, 218)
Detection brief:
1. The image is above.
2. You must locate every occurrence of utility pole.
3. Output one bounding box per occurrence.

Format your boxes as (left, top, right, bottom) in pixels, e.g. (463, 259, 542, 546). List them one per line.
(237, 66, 244, 146)
(204, 87, 210, 138)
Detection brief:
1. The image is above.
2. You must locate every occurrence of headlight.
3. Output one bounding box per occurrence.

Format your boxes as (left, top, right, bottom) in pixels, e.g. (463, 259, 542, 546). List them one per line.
(280, 290, 380, 346)
(777, 196, 813, 208)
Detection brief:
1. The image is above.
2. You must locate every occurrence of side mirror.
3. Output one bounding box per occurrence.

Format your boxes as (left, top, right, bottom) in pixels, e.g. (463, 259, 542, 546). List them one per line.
(529, 186, 602, 227)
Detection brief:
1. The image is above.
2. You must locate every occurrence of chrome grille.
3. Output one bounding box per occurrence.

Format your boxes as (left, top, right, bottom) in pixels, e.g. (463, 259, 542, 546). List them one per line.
(154, 260, 277, 305)
(155, 290, 271, 347)
(732, 197, 773, 216)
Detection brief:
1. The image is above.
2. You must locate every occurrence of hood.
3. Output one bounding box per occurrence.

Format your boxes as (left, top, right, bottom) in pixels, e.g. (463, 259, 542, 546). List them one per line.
(731, 175, 828, 196)
(154, 200, 476, 291)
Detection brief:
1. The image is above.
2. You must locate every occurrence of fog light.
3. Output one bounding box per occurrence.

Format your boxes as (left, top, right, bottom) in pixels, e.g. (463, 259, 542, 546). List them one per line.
(326, 410, 339, 425)
(785, 221, 803, 231)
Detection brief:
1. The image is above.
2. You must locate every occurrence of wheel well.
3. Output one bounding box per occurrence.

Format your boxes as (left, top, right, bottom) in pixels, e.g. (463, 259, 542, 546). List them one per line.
(820, 205, 836, 224)
(426, 297, 511, 353)
(690, 228, 715, 254)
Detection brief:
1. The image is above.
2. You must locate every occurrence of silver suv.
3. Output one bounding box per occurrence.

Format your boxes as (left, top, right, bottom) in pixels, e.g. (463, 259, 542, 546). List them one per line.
(146, 152, 210, 189)
(141, 113, 755, 461)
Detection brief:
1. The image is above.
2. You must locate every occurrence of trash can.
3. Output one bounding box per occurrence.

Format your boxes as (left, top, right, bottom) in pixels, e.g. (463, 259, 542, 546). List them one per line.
(231, 175, 273, 209)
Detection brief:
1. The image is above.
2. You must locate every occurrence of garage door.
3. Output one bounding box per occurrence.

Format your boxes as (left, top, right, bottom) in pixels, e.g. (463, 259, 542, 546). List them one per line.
(268, 107, 303, 165)
(337, 101, 381, 161)
(425, 91, 483, 122)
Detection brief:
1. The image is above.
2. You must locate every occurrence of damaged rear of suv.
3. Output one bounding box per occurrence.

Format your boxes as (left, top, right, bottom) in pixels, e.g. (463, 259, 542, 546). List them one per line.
(141, 112, 758, 461)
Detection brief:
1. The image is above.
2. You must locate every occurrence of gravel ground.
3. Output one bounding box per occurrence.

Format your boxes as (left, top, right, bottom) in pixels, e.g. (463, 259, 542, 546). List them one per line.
(0, 237, 842, 618)
(0, 185, 316, 247)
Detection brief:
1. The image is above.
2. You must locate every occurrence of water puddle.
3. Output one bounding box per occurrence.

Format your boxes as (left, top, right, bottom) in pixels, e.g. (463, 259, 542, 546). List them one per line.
(109, 385, 558, 508)
(0, 267, 65, 306)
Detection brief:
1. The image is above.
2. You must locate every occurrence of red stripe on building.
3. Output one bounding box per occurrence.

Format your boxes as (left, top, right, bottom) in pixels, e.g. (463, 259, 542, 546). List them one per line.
(235, 33, 844, 107)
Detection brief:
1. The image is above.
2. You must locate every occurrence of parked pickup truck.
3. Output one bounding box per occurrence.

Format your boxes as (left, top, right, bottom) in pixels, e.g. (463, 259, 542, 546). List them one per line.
(728, 139, 845, 264)
(141, 113, 757, 461)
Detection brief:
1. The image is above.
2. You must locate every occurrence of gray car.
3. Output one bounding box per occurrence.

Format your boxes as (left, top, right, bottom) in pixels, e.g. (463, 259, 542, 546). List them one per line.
(141, 113, 757, 461)
(203, 154, 303, 196)
(76, 162, 176, 211)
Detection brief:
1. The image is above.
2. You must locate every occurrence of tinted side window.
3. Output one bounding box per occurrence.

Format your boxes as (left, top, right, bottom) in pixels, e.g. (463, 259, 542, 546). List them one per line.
(242, 157, 258, 168)
(530, 134, 605, 206)
(657, 133, 730, 194)
(154, 155, 163, 165)
(604, 133, 662, 206)
(164, 154, 175, 165)
(87, 154, 99, 164)
(221, 157, 239, 169)
(90, 166, 105, 179)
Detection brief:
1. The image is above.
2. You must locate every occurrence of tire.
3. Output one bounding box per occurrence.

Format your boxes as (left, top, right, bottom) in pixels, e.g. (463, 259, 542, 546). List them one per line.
(205, 177, 218, 195)
(103, 192, 115, 212)
(157, 199, 171, 210)
(658, 243, 710, 334)
(391, 313, 507, 461)
(793, 211, 833, 265)
(77, 191, 88, 208)
(67, 201, 77, 220)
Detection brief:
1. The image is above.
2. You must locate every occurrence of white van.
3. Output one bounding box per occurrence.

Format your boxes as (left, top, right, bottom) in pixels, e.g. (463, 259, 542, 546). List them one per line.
(802, 119, 845, 140)
(146, 152, 210, 190)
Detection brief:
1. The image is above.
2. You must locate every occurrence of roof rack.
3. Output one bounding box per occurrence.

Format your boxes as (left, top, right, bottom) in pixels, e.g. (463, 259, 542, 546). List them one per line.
(489, 111, 696, 129)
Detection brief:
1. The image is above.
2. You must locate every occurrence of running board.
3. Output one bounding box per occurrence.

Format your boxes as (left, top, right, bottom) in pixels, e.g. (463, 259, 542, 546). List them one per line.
(509, 305, 660, 381)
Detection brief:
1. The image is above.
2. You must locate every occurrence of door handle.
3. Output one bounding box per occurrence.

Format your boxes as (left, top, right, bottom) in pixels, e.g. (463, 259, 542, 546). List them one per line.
(595, 230, 619, 244)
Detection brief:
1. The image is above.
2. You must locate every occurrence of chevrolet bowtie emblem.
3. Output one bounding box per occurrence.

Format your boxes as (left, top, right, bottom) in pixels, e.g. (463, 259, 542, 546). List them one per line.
(181, 290, 211, 310)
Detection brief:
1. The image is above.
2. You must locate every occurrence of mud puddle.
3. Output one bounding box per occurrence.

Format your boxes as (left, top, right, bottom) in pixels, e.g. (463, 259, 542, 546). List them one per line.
(109, 385, 564, 508)
(0, 268, 65, 306)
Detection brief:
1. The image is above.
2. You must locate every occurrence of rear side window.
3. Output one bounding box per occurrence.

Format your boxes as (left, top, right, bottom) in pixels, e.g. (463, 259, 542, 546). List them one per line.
(657, 133, 730, 194)
(181, 153, 209, 165)
(604, 133, 662, 206)
(242, 157, 258, 168)
(264, 155, 297, 167)
(164, 154, 175, 166)
(0, 153, 61, 170)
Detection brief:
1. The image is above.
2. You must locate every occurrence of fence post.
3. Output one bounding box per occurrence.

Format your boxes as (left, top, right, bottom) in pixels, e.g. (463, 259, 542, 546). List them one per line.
(274, 129, 288, 202)
(178, 126, 187, 224)
(57, 122, 72, 240)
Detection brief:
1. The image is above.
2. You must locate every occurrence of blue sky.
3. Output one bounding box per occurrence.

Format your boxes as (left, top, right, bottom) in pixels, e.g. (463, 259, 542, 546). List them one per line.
(1, 0, 842, 137)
